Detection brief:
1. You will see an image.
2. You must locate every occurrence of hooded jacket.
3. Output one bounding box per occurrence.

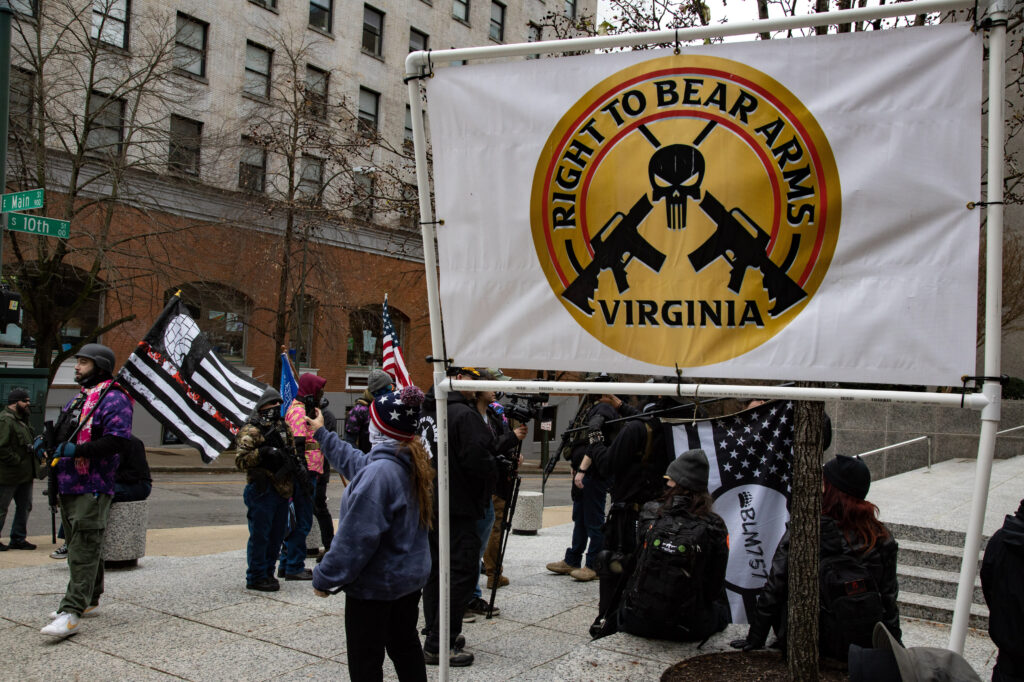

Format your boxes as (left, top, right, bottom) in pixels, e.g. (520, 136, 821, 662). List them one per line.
(0, 406, 37, 484)
(421, 387, 497, 520)
(981, 502, 1024, 678)
(286, 374, 327, 475)
(312, 428, 431, 600)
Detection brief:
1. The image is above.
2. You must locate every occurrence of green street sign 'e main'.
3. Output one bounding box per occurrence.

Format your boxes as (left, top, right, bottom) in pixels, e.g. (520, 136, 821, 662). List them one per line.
(6, 213, 70, 239)
(1, 189, 44, 213)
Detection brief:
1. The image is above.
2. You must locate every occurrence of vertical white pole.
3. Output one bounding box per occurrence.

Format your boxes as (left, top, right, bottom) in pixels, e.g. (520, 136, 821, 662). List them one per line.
(406, 59, 451, 680)
(948, 0, 1007, 653)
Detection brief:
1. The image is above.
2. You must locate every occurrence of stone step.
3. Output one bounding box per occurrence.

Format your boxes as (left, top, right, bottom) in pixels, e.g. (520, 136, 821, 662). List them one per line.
(897, 590, 989, 629)
(886, 521, 989, 549)
(898, 539, 983, 574)
(897, 564, 985, 605)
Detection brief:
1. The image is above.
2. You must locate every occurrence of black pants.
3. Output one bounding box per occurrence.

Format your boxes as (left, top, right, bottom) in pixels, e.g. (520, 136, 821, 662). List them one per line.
(312, 467, 334, 549)
(345, 590, 427, 682)
(422, 516, 481, 653)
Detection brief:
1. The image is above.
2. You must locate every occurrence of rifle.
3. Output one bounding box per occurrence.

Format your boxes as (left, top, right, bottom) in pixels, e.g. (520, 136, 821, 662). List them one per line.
(688, 191, 807, 317)
(543, 395, 595, 488)
(561, 195, 666, 315)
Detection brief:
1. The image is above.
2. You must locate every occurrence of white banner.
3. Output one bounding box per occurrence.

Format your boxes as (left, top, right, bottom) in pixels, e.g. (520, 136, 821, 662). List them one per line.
(427, 25, 981, 385)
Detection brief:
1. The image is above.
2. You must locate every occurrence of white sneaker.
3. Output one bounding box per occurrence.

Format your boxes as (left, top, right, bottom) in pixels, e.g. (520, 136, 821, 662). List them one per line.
(41, 612, 80, 638)
(49, 604, 96, 620)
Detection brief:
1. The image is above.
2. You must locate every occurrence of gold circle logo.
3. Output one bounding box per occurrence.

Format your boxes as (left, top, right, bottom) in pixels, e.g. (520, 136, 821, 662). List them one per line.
(531, 55, 841, 366)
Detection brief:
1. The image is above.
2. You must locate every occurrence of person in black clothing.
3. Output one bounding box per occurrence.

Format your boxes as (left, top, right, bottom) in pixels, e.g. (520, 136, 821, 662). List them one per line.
(981, 498, 1024, 682)
(546, 393, 635, 582)
(420, 368, 497, 667)
(113, 437, 152, 503)
(731, 454, 900, 659)
(587, 397, 678, 638)
(311, 399, 337, 560)
(618, 448, 730, 641)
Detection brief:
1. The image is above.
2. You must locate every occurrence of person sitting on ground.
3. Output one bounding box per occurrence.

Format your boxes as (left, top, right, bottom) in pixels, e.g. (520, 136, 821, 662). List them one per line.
(617, 448, 730, 641)
(113, 436, 152, 503)
(731, 454, 900, 659)
(981, 497, 1024, 682)
(309, 385, 433, 682)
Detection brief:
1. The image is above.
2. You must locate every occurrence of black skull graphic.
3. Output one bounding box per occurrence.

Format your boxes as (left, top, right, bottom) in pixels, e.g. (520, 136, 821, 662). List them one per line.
(649, 144, 705, 230)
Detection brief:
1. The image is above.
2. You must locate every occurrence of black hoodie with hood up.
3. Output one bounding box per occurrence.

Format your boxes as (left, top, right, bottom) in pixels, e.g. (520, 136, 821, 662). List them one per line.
(981, 501, 1024, 681)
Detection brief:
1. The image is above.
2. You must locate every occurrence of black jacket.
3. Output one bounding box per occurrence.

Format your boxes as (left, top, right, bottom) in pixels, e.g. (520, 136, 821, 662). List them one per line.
(748, 515, 901, 652)
(116, 436, 152, 486)
(593, 416, 673, 508)
(981, 503, 1024, 679)
(422, 389, 497, 520)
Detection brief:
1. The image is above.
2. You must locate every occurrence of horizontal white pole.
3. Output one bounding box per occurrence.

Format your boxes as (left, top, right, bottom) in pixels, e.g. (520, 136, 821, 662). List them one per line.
(405, 0, 973, 73)
(442, 380, 990, 410)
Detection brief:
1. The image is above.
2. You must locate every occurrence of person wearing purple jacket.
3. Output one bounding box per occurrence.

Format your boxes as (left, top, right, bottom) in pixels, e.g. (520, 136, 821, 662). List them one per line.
(41, 344, 133, 639)
(308, 385, 433, 682)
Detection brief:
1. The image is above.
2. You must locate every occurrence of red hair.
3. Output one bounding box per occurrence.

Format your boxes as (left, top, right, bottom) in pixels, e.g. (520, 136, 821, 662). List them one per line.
(822, 479, 890, 553)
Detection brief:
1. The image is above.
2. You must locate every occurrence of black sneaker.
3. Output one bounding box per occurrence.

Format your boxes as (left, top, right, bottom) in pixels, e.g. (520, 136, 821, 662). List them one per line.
(277, 565, 285, 578)
(423, 646, 474, 667)
(284, 568, 313, 581)
(0, 542, 7, 552)
(9, 540, 36, 550)
(464, 597, 499, 617)
(246, 577, 280, 592)
(50, 544, 67, 559)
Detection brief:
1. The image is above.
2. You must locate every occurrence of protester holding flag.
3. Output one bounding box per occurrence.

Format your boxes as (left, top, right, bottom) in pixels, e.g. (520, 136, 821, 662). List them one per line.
(731, 454, 900, 658)
(308, 386, 432, 682)
(42, 344, 133, 639)
(234, 388, 298, 592)
(280, 373, 326, 580)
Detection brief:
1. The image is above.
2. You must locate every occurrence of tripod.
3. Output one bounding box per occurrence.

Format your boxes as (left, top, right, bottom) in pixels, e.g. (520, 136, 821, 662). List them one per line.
(486, 440, 523, 619)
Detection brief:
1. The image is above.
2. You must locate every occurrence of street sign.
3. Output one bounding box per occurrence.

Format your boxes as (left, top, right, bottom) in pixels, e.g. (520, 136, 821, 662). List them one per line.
(6, 213, 69, 239)
(1, 189, 44, 213)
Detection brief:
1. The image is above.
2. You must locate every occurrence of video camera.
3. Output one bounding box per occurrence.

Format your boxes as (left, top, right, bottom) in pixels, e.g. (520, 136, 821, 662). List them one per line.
(501, 392, 548, 425)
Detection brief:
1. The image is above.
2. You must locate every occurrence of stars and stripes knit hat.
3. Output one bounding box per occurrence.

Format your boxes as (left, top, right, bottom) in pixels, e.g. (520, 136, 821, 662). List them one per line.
(370, 385, 425, 442)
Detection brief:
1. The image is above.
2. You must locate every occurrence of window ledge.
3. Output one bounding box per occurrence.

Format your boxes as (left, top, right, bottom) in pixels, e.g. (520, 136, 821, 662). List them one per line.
(453, 17, 470, 28)
(242, 92, 272, 105)
(248, 0, 280, 14)
(360, 49, 385, 63)
(308, 24, 334, 39)
(173, 69, 209, 85)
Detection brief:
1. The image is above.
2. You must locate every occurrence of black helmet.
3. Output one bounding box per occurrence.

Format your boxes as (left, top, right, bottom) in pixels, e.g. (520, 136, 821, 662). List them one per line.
(75, 343, 116, 375)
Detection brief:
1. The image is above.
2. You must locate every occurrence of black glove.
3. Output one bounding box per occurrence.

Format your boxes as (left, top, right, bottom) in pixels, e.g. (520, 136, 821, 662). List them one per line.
(258, 445, 286, 469)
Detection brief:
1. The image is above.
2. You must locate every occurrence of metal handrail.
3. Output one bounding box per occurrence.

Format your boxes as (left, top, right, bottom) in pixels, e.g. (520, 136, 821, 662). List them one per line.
(996, 424, 1024, 437)
(855, 435, 932, 472)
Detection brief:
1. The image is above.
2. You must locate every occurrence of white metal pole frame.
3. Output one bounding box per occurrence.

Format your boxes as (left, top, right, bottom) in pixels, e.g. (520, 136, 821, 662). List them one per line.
(403, 0, 989, 673)
(949, 0, 1008, 654)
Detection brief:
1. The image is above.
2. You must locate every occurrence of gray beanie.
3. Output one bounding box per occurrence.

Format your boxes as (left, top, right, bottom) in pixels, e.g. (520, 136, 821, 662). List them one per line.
(665, 449, 710, 491)
(367, 369, 394, 397)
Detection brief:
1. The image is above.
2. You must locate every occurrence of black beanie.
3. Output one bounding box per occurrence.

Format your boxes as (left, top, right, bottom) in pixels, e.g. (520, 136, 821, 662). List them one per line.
(665, 449, 710, 491)
(7, 389, 29, 405)
(823, 454, 871, 500)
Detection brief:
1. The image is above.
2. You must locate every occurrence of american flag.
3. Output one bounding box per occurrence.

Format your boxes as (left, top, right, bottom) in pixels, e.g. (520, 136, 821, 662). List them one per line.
(667, 400, 795, 623)
(118, 296, 267, 462)
(382, 294, 411, 389)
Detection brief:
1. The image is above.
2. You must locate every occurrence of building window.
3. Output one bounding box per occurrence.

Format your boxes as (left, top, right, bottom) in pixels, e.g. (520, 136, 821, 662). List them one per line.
(409, 28, 428, 53)
(404, 105, 414, 145)
(174, 13, 208, 77)
(565, 0, 576, 18)
(169, 115, 202, 176)
(10, 0, 36, 17)
(400, 182, 418, 229)
(239, 136, 266, 193)
(289, 295, 316, 366)
(8, 68, 34, 140)
(297, 157, 323, 204)
(91, 0, 129, 49)
(249, 0, 276, 8)
(244, 41, 272, 99)
(305, 65, 328, 119)
(489, 1, 505, 42)
(453, 0, 469, 22)
(357, 87, 379, 137)
(527, 22, 542, 59)
(352, 171, 374, 221)
(309, 0, 332, 32)
(362, 5, 384, 56)
(346, 304, 408, 368)
(85, 91, 125, 157)
(173, 283, 250, 361)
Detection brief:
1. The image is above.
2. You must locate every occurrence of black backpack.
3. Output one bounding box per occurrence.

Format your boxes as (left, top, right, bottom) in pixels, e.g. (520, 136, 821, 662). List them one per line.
(617, 509, 716, 641)
(818, 546, 884, 658)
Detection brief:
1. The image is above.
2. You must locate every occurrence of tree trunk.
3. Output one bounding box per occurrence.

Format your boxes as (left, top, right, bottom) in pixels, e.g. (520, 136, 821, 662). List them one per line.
(814, 0, 830, 35)
(273, 208, 295, 388)
(788, 390, 824, 681)
(757, 0, 771, 40)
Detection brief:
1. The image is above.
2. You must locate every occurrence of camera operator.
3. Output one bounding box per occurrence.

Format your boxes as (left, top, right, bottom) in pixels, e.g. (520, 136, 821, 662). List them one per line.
(280, 374, 326, 580)
(586, 393, 687, 639)
(420, 367, 498, 667)
(235, 388, 308, 592)
(547, 384, 636, 583)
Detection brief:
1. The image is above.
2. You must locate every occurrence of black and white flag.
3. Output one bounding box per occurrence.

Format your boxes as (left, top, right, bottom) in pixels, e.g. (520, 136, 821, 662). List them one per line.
(667, 401, 795, 624)
(119, 296, 267, 462)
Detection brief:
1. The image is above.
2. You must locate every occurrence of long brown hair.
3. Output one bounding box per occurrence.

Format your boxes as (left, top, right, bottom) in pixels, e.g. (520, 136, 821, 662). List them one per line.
(402, 438, 434, 529)
(661, 486, 716, 518)
(822, 479, 889, 553)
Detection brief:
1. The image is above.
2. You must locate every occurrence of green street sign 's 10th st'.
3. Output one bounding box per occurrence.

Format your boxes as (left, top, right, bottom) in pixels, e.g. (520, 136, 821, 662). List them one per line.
(1, 188, 44, 213)
(6, 212, 70, 239)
